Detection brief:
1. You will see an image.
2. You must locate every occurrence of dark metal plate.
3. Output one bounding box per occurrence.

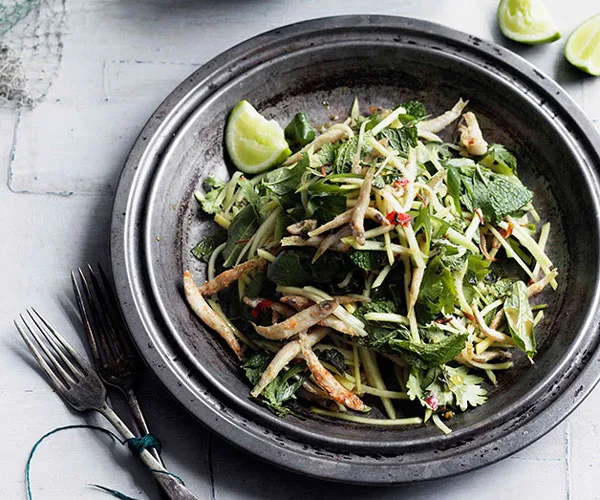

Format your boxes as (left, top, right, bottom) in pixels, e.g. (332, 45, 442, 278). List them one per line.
(110, 16, 600, 483)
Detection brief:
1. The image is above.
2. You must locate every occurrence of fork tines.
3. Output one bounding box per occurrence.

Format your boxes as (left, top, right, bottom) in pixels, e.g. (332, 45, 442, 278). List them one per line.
(14, 308, 103, 408)
(71, 264, 137, 382)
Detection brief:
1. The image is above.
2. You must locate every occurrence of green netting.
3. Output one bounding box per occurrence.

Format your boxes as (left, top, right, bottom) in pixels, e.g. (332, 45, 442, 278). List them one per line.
(0, 0, 64, 108)
(0, 0, 40, 35)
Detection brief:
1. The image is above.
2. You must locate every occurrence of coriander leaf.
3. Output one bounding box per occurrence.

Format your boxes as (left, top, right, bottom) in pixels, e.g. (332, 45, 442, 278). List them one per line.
(332, 136, 358, 174)
(237, 178, 260, 211)
(379, 126, 418, 154)
(222, 205, 259, 268)
(317, 348, 347, 374)
(349, 250, 388, 271)
(504, 281, 536, 358)
(387, 333, 468, 368)
(284, 112, 316, 152)
(402, 100, 427, 119)
(195, 182, 226, 215)
(191, 230, 227, 262)
(424, 380, 455, 408)
(407, 368, 424, 401)
(267, 249, 348, 286)
(263, 154, 309, 196)
(443, 366, 487, 411)
(480, 143, 517, 175)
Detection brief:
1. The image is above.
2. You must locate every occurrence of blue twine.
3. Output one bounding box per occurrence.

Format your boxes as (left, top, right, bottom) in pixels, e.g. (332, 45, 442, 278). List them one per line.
(25, 424, 177, 500)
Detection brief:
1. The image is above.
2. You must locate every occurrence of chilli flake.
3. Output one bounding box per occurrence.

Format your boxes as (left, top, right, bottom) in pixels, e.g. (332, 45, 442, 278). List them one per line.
(251, 300, 275, 319)
(386, 211, 411, 227)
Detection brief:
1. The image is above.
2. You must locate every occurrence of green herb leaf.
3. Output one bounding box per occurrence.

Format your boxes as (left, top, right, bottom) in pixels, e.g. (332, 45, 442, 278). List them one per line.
(349, 250, 388, 271)
(470, 172, 533, 224)
(314, 142, 338, 167)
(305, 195, 346, 224)
(402, 100, 427, 119)
(504, 281, 536, 358)
(242, 352, 308, 416)
(195, 176, 226, 215)
(446, 166, 462, 214)
(379, 126, 418, 154)
(222, 204, 259, 268)
(332, 136, 358, 174)
(191, 230, 227, 262)
(480, 143, 517, 175)
(443, 366, 487, 411)
(267, 249, 348, 286)
(263, 154, 309, 196)
(317, 348, 347, 374)
(388, 333, 468, 368)
(284, 112, 316, 152)
(413, 204, 432, 256)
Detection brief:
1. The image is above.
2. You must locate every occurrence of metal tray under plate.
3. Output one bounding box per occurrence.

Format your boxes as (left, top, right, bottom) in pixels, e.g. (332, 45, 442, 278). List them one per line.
(111, 16, 600, 483)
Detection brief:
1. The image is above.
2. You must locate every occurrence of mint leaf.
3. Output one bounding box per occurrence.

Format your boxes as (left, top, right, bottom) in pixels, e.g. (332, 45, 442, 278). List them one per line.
(284, 112, 316, 152)
(314, 142, 337, 167)
(379, 126, 418, 154)
(305, 195, 346, 224)
(332, 136, 358, 174)
(267, 249, 348, 286)
(349, 250, 388, 271)
(191, 230, 226, 262)
(388, 333, 468, 368)
(504, 281, 536, 358)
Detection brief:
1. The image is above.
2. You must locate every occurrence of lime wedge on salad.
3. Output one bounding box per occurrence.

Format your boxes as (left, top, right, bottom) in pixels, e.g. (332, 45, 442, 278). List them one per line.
(225, 100, 291, 174)
(497, 0, 561, 45)
(565, 14, 600, 76)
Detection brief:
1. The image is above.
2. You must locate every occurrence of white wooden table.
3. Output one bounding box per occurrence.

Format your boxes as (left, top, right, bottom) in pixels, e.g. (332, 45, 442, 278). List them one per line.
(2, 1, 599, 498)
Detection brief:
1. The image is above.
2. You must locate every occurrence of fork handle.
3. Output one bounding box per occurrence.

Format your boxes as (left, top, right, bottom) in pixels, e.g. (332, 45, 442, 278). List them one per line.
(124, 387, 165, 467)
(99, 403, 201, 500)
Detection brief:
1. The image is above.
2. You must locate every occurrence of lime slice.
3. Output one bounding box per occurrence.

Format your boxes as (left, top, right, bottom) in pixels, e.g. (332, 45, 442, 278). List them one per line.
(225, 100, 291, 174)
(565, 14, 600, 76)
(497, 0, 561, 45)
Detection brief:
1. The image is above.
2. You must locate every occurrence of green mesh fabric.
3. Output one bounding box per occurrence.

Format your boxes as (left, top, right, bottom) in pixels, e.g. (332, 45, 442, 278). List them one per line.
(0, 0, 40, 35)
(0, 0, 64, 108)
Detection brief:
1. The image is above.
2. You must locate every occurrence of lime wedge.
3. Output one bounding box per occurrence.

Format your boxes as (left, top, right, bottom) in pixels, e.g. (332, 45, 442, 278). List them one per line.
(565, 14, 600, 76)
(497, 0, 561, 45)
(225, 100, 291, 174)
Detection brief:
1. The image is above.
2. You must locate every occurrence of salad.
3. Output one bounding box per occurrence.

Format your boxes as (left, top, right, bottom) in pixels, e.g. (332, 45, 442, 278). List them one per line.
(184, 97, 558, 433)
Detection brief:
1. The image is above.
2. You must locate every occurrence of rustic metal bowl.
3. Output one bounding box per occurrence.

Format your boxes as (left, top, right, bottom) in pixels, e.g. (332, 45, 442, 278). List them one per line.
(110, 15, 600, 483)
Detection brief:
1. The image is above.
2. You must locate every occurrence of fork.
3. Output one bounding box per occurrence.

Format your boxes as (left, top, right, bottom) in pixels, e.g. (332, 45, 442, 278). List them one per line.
(15, 308, 200, 500)
(71, 264, 164, 466)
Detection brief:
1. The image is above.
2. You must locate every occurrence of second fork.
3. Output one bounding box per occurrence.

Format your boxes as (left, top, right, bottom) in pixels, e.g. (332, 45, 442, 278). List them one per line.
(71, 264, 164, 466)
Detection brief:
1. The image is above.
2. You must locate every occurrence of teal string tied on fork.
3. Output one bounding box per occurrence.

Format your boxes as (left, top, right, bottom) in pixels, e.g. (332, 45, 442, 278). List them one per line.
(25, 424, 179, 500)
(127, 434, 163, 456)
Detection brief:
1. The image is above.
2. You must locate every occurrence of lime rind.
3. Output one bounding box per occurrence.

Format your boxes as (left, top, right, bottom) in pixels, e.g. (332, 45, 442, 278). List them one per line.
(565, 14, 600, 76)
(225, 100, 292, 174)
(497, 0, 561, 45)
